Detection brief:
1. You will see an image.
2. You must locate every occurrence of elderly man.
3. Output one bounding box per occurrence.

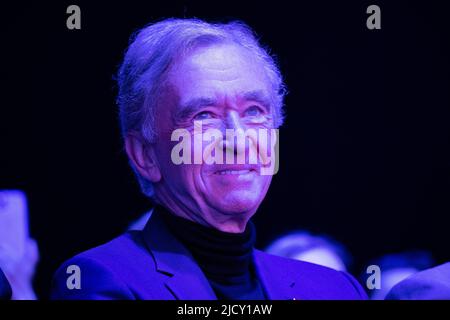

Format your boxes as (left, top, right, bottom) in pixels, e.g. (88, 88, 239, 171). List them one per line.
(51, 18, 367, 300)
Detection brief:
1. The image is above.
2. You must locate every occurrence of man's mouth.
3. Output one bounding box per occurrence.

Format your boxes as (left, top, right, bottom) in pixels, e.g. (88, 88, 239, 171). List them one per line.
(214, 166, 258, 175)
(216, 169, 253, 175)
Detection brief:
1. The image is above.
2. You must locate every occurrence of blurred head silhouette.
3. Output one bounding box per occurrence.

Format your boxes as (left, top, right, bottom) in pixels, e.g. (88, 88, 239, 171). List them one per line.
(0, 190, 39, 300)
(265, 231, 352, 272)
(367, 250, 434, 300)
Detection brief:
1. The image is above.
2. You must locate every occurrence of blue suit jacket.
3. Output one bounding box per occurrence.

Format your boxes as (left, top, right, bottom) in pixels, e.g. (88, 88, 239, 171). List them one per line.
(0, 268, 12, 300)
(386, 262, 450, 300)
(51, 212, 367, 300)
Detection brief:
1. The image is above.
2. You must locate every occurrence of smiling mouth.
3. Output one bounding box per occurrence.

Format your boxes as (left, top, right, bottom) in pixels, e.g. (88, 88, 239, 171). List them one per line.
(214, 168, 257, 175)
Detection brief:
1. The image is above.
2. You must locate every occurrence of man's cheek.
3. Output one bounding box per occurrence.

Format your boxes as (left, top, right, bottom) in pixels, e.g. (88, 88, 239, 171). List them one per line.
(182, 164, 203, 188)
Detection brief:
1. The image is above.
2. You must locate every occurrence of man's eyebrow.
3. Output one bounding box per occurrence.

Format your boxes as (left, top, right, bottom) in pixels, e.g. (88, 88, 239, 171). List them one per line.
(174, 97, 218, 121)
(173, 91, 272, 121)
(242, 90, 272, 111)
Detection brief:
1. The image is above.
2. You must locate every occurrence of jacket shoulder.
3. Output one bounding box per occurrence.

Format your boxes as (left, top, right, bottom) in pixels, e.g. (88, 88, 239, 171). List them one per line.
(254, 250, 368, 300)
(386, 262, 450, 300)
(51, 231, 162, 300)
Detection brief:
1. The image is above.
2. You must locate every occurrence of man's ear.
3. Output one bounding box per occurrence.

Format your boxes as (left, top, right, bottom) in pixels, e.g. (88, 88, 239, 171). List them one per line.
(125, 132, 162, 183)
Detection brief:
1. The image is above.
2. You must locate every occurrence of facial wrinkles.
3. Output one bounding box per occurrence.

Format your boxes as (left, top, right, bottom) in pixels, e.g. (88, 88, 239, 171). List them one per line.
(152, 44, 275, 231)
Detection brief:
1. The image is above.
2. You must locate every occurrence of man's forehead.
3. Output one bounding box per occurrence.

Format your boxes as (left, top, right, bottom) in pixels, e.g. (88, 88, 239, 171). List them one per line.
(186, 43, 252, 69)
(168, 47, 269, 100)
(167, 44, 269, 87)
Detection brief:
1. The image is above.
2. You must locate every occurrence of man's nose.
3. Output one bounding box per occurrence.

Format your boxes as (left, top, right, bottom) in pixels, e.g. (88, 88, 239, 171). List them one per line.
(224, 111, 245, 132)
(222, 111, 249, 159)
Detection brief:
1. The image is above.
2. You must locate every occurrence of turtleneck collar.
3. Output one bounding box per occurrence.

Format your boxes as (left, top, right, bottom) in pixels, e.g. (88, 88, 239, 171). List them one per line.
(155, 204, 256, 281)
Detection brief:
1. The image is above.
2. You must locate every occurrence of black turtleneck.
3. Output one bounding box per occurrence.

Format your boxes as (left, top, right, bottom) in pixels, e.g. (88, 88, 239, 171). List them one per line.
(156, 205, 267, 300)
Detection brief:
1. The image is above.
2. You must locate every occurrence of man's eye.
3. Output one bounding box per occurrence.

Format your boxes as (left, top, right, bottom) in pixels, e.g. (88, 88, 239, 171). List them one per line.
(194, 111, 214, 120)
(245, 106, 263, 117)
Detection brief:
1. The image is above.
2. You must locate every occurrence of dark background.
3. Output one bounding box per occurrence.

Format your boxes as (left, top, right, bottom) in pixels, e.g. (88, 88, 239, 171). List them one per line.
(1, 1, 449, 299)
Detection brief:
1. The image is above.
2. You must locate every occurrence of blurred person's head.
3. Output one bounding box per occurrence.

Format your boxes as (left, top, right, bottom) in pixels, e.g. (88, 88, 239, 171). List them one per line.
(265, 231, 352, 271)
(0, 190, 39, 300)
(367, 250, 434, 300)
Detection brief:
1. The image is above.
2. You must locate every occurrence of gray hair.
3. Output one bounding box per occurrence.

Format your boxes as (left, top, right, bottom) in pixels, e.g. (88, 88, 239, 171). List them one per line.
(116, 18, 286, 197)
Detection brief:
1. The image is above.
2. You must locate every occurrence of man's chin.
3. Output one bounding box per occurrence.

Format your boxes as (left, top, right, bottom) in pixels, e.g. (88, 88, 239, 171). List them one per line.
(211, 194, 260, 215)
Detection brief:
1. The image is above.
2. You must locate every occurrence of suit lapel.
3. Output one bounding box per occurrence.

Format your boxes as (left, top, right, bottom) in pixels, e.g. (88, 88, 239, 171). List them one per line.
(141, 210, 302, 300)
(142, 211, 217, 300)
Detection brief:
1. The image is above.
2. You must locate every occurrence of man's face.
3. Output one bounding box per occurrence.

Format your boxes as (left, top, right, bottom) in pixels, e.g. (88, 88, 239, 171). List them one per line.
(152, 44, 275, 231)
